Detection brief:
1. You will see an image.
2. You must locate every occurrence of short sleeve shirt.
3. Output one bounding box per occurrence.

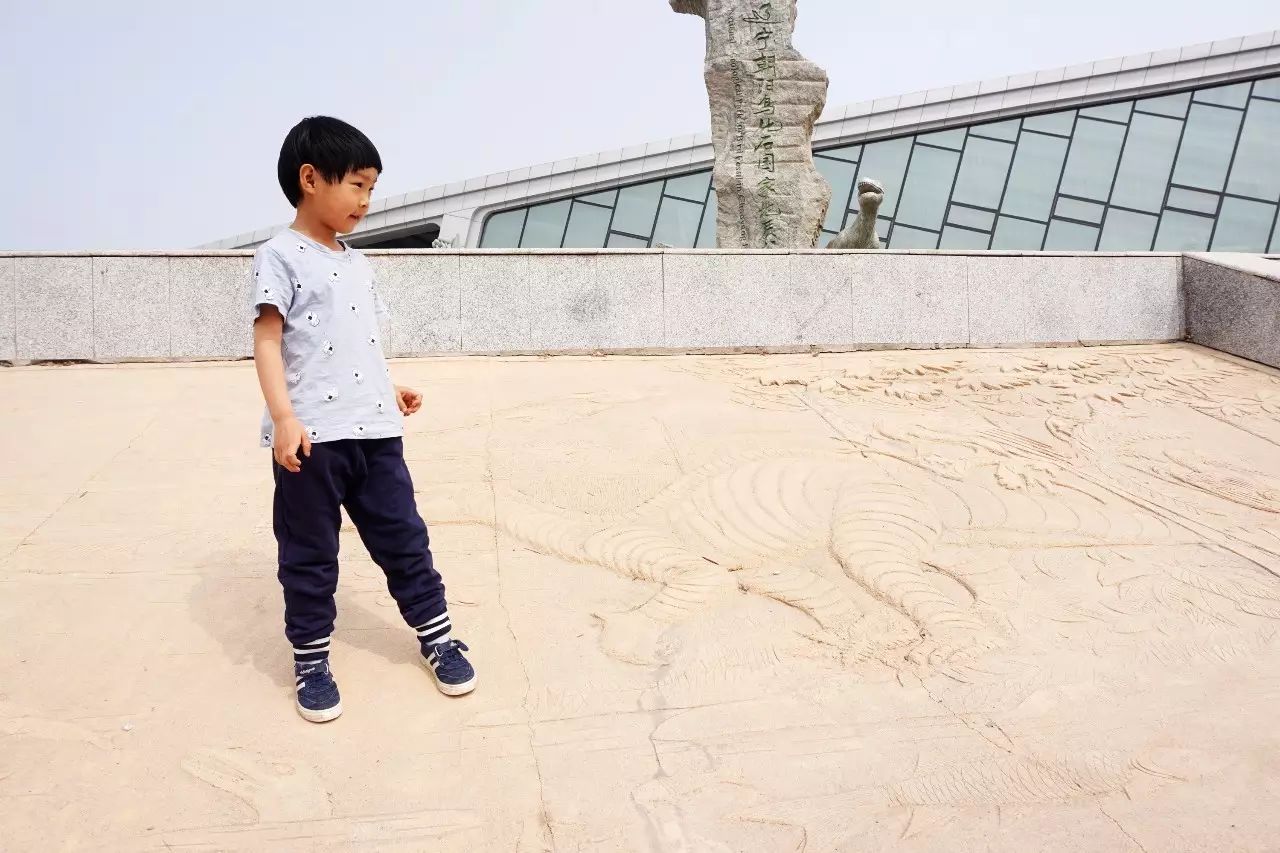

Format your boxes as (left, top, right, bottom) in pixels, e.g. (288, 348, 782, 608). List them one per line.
(250, 229, 403, 446)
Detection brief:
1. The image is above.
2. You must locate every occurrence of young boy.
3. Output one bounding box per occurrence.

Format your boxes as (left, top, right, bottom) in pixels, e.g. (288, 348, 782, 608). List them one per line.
(251, 116, 475, 723)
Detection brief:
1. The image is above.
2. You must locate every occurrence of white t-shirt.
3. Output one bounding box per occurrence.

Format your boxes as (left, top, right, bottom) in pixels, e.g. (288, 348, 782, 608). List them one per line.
(250, 229, 403, 447)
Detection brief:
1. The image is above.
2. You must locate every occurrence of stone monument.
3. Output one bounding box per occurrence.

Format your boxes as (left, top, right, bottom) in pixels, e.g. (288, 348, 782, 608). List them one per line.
(827, 178, 885, 249)
(671, 0, 831, 248)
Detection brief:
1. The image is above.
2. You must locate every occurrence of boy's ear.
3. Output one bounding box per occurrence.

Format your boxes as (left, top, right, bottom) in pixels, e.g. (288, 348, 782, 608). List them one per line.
(298, 163, 319, 198)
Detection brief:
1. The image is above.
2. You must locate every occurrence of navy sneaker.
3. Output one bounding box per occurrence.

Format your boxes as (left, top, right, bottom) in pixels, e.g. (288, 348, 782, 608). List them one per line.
(421, 639, 476, 696)
(294, 661, 342, 723)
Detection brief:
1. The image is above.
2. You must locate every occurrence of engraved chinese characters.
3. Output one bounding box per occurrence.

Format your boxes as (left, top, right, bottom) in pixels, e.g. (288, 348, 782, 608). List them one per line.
(672, 0, 832, 247)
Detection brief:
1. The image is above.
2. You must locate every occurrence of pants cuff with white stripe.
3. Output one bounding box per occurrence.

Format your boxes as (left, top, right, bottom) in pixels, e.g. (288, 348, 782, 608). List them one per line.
(292, 611, 452, 665)
(415, 611, 452, 647)
(293, 636, 331, 666)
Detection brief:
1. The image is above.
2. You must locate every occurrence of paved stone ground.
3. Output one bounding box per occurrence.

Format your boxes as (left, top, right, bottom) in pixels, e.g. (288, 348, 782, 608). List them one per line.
(4, 345, 1280, 852)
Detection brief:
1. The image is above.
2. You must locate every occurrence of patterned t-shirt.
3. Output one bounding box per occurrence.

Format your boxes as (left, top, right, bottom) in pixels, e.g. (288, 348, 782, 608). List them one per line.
(250, 229, 403, 446)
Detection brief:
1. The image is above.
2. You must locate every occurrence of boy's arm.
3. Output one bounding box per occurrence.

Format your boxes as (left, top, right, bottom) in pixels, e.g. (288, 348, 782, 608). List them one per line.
(254, 308, 310, 471)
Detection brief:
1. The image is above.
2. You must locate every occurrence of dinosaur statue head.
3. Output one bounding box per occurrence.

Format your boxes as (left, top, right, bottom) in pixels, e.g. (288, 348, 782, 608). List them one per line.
(826, 178, 886, 250)
(856, 178, 884, 217)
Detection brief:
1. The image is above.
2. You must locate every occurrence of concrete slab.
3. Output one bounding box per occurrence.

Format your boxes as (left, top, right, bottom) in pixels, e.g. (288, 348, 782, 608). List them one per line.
(967, 255, 1182, 345)
(1076, 254, 1182, 343)
(1185, 254, 1280, 368)
(0, 256, 13, 361)
(665, 253, 848, 348)
(1186, 251, 1280, 282)
(3, 345, 1280, 851)
(14, 256, 93, 360)
(851, 253, 969, 345)
(170, 256, 253, 360)
(2, 252, 1189, 361)
(459, 255, 533, 352)
(92, 255, 171, 360)
(526, 254, 664, 351)
(367, 254, 462, 356)
(968, 256, 1083, 345)
(663, 253, 787, 348)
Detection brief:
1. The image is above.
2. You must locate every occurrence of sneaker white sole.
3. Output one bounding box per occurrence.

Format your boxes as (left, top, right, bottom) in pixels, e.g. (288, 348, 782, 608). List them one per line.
(296, 700, 343, 723)
(421, 655, 477, 696)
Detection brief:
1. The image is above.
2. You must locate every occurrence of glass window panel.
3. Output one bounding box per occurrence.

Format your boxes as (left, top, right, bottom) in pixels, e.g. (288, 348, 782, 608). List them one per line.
(480, 208, 526, 248)
(1098, 209, 1158, 250)
(1058, 118, 1126, 201)
(1044, 219, 1099, 250)
(1002, 132, 1069, 221)
(1171, 104, 1243, 192)
(1023, 110, 1077, 137)
(1272, 211, 1280, 253)
(579, 188, 618, 207)
(1054, 197, 1105, 223)
(651, 197, 703, 248)
(887, 225, 939, 249)
(817, 143, 861, 162)
(951, 137, 1014, 209)
(819, 230, 837, 248)
(1111, 113, 1182, 212)
(561, 201, 612, 248)
(1226, 99, 1280, 202)
(1154, 211, 1214, 251)
(609, 181, 663, 237)
(896, 145, 960, 231)
(1135, 91, 1190, 118)
(856, 137, 913, 217)
(1081, 101, 1133, 123)
(918, 128, 966, 150)
(1211, 197, 1277, 251)
(1193, 82, 1251, 109)
(971, 118, 1022, 141)
(939, 226, 991, 249)
(663, 171, 712, 203)
(876, 216, 894, 237)
(606, 233, 649, 248)
(696, 189, 718, 248)
(991, 216, 1046, 250)
(814, 156, 858, 231)
(519, 200, 571, 248)
(1166, 187, 1219, 215)
(1254, 77, 1280, 100)
(949, 205, 995, 230)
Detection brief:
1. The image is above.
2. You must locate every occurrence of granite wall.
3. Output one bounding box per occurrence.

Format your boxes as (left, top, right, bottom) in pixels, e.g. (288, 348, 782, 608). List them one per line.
(1185, 253, 1280, 370)
(0, 251, 1185, 362)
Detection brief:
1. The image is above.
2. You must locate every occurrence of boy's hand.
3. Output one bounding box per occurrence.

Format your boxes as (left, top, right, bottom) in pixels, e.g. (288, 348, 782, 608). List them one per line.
(396, 386, 423, 416)
(274, 416, 312, 472)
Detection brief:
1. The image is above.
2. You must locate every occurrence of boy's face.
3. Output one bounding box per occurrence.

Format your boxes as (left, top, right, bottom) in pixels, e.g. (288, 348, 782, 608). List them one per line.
(298, 165, 380, 234)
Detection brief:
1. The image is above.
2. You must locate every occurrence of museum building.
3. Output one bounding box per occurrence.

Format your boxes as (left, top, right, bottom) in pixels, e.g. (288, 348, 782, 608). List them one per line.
(204, 32, 1280, 255)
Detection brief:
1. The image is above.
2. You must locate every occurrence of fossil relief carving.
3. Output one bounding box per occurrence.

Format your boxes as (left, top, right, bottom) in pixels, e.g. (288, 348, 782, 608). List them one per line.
(424, 346, 1280, 684)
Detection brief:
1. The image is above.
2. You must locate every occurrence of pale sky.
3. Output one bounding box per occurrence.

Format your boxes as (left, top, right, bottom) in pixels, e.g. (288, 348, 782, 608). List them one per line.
(1, 1, 1275, 250)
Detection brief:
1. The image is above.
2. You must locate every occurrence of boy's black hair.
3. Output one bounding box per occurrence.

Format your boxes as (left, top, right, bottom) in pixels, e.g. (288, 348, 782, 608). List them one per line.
(277, 116, 383, 208)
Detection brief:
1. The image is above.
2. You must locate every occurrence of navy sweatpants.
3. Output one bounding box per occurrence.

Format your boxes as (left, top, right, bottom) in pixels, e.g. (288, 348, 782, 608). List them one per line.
(272, 437, 446, 646)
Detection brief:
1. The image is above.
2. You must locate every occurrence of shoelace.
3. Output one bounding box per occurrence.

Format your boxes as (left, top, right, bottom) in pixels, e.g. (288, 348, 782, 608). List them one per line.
(433, 640, 470, 671)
